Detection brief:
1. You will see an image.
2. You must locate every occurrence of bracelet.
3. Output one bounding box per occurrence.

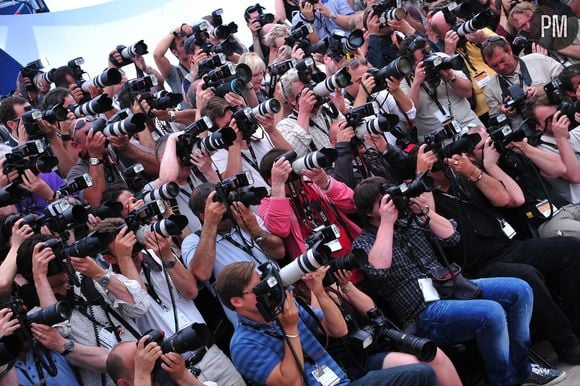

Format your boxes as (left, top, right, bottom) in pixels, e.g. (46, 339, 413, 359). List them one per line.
(471, 171, 484, 183)
(468, 167, 479, 180)
(285, 334, 299, 338)
(341, 284, 353, 293)
(321, 177, 331, 190)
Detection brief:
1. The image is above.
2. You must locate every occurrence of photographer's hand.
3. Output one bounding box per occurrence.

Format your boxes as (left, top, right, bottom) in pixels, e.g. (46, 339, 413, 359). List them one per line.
(70, 256, 106, 280)
(86, 128, 106, 159)
(336, 120, 354, 143)
(115, 226, 137, 259)
(10, 218, 34, 248)
(225, 92, 246, 109)
(20, 169, 54, 201)
(500, 97, 518, 118)
(291, 44, 306, 61)
(413, 61, 426, 85)
(161, 352, 203, 386)
(552, 110, 571, 140)
(483, 137, 501, 169)
(444, 30, 460, 55)
(416, 144, 437, 174)
(271, 158, 292, 197)
(190, 150, 219, 183)
(32, 242, 56, 279)
(301, 167, 329, 189)
(231, 201, 262, 236)
(204, 191, 227, 228)
(366, 12, 381, 35)
(195, 82, 215, 120)
(135, 335, 162, 385)
(278, 290, 299, 332)
(31, 323, 66, 352)
(379, 194, 398, 226)
(297, 88, 317, 120)
(299, 0, 314, 21)
(445, 153, 475, 177)
(144, 232, 172, 261)
(0, 309, 19, 338)
(68, 84, 84, 104)
(108, 134, 131, 152)
(302, 266, 329, 297)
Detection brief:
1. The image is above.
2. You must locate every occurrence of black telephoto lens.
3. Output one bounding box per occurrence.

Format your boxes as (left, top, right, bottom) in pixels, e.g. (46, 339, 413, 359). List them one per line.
(27, 301, 73, 326)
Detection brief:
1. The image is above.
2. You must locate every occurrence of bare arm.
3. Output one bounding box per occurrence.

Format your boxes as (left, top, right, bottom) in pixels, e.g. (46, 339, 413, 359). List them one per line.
(368, 195, 398, 269)
(154, 31, 178, 79)
(510, 139, 567, 179)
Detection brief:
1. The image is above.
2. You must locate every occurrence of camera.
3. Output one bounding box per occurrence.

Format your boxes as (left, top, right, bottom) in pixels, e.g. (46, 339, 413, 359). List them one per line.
(86, 201, 124, 220)
(233, 107, 260, 140)
(309, 67, 352, 98)
(488, 115, 538, 152)
(268, 59, 296, 76)
(453, 10, 494, 37)
(347, 308, 436, 362)
(143, 323, 212, 354)
(175, 116, 215, 166)
(285, 23, 313, 47)
(125, 200, 166, 232)
(135, 214, 188, 244)
(41, 104, 69, 123)
(202, 63, 253, 98)
(252, 98, 281, 116)
(367, 56, 414, 91)
(438, 133, 482, 158)
(41, 199, 89, 233)
(0, 299, 73, 366)
(380, 172, 435, 216)
(99, 112, 147, 137)
(140, 91, 183, 110)
(58, 174, 93, 196)
(110, 40, 149, 67)
(78, 68, 123, 93)
(558, 100, 580, 122)
(21, 107, 68, 138)
(122, 163, 147, 192)
(128, 75, 157, 94)
(346, 102, 379, 129)
(354, 114, 400, 140)
(327, 29, 365, 57)
(66, 232, 114, 257)
(214, 171, 254, 203)
(423, 53, 464, 80)
(0, 183, 27, 208)
(544, 79, 565, 105)
(69, 94, 114, 118)
(424, 117, 463, 147)
(227, 186, 269, 207)
(278, 148, 338, 176)
(198, 54, 227, 77)
(503, 84, 527, 111)
(3, 144, 58, 177)
(253, 241, 331, 321)
(135, 182, 180, 204)
(20, 59, 55, 90)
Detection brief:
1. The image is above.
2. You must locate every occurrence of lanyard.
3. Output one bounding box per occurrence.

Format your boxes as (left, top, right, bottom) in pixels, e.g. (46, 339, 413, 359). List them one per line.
(220, 232, 256, 258)
(241, 141, 260, 172)
(287, 180, 330, 231)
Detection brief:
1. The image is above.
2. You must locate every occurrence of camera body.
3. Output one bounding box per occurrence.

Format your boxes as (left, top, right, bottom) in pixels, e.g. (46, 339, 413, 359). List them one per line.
(277, 148, 338, 178)
(422, 53, 463, 82)
(380, 172, 435, 216)
(3, 141, 59, 177)
(327, 29, 364, 58)
(503, 84, 528, 112)
(202, 63, 252, 98)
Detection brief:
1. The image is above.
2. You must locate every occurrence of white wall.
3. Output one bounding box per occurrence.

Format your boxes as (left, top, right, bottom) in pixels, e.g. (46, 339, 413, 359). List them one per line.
(1, 0, 274, 81)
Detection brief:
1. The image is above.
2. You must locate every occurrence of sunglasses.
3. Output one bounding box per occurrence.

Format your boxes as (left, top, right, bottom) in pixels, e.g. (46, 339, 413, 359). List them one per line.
(71, 115, 96, 138)
(481, 36, 506, 50)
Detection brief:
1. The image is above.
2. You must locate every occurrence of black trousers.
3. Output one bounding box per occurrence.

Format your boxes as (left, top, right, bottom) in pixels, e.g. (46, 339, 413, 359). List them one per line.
(496, 236, 580, 339)
(475, 262, 574, 345)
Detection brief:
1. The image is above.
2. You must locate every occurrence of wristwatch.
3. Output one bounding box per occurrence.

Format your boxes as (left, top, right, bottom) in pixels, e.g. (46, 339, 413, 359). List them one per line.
(89, 157, 104, 166)
(62, 339, 75, 356)
(168, 110, 177, 123)
(330, 11, 337, 20)
(98, 271, 111, 288)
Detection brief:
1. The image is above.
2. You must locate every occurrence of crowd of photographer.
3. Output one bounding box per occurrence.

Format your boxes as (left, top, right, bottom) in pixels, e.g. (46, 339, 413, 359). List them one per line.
(0, 0, 580, 384)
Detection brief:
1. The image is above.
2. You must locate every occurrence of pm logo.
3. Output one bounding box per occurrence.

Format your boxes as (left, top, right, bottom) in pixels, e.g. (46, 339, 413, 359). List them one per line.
(541, 15, 568, 38)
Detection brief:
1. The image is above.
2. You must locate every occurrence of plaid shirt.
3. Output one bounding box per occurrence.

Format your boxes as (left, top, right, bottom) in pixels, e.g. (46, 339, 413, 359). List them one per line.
(353, 220, 460, 325)
(276, 111, 336, 157)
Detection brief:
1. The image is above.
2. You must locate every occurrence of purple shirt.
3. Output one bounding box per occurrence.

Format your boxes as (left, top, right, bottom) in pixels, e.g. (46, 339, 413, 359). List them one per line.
(16, 172, 64, 214)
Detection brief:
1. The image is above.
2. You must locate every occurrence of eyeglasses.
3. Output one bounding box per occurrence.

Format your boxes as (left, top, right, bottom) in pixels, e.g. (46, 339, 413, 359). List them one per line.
(481, 36, 506, 50)
(71, 115, 96, 138)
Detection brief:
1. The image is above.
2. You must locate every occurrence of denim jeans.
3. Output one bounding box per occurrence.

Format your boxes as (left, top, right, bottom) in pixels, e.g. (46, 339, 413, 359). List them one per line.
(349, 363, 437, 386)
(415, 277, 533, 386)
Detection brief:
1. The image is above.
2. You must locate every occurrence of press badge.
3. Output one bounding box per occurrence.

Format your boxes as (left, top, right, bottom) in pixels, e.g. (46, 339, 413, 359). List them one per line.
(99, 327, 118, 350)
(418, 278, 440, 302)
(500, 220, 517, 239)
(474, 71, 490, 89)
(312, 364, 340, 386)
(536, 200, 560, 218)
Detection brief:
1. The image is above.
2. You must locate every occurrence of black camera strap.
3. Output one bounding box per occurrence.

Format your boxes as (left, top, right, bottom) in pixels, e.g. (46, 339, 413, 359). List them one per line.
(142, 259, 169, 311)
(422, 84, 451, 117)
(498, 58, 532, 98)
(220, 232, 256, 258)
(287, 180, 330, 231)
(241, 140, 260, 172)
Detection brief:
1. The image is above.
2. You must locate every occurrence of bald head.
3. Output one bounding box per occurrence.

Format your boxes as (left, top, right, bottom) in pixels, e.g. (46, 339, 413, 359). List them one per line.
(431, 11, 451, 39)
(107, 342, 136, 386)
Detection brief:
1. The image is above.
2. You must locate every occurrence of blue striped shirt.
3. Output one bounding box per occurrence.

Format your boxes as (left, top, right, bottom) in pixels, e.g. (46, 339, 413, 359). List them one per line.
(231, 304, 349, 385)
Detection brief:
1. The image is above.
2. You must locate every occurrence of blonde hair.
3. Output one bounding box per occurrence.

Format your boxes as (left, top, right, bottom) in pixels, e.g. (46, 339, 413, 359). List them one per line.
(508, 2, 537, 27)
(264, 24, 290, 48)
(239, 52, 266, 75)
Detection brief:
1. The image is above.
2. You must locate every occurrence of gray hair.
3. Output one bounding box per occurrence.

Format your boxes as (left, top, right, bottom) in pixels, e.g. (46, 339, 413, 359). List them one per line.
(264, 24, 290, 48)
(280, 68, 301, 102)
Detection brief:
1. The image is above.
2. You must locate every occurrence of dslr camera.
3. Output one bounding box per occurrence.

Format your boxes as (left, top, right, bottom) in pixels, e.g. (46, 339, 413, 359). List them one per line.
(201, 63, 253, 98)
(214, 171, 268, 207)
(380, 172, 435, 217)
(175, 117, 236, 166)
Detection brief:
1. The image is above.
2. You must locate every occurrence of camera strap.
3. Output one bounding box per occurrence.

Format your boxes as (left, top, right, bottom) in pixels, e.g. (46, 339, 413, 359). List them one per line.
(287, 180, 330, 231)
(498, 59, 532, 98)
(421, 84, 449, 117)
(220, 232, 256, 258)
(142, 258, 169, 311)
(241, 141, 260, 172)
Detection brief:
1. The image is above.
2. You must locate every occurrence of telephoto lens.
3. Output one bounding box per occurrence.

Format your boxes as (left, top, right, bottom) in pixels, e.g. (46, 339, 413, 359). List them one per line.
(66, 235, 109, 257)
(195, 127, 237, 153)
(312, 67, 352, 96)
(120, 40, 149, 59)
(161, 323, 212, 354)
(71, 94, 114, 118)
(291, 148, 338, 174)
(80, 68, 123, 92)
(279, 243, 332, 285)
(454, 11, 494, 37)
(27, 301, 73, 326)
(136, 214, 189, 243)
(354, 114, 399, 140)
(252, 98, 281, 116)
(136, 182, 180, 203)
(384, 8, 407, 22)
(102, 113, 147, 137)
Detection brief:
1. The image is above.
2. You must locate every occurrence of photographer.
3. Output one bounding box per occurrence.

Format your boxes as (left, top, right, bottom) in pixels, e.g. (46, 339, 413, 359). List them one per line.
(153, 23, 192, 94)
(325, 269, 461, 385)
(67, 117, 125, 206)
(0, 217, 34, 296)
(523, 92, 580, 204)
(16, 233, 149, 385)
(428, 10, 498, 124)
(277, 68, 344, 156)
(482, 35, 563, 128)
(216, 261, 439, 386)
(156, 132, 220, 233)
(203, 96, 292, 188)
(182, 183, 285, 289)
(352, 177, 563, 385)
(398, 34, 483, 141)
(258, 149, 361, 271)
(423, 147, 580, 364)
(244, 4, 273, 64)
(98, 218, 245, 385)
(107, 335, 204, 386)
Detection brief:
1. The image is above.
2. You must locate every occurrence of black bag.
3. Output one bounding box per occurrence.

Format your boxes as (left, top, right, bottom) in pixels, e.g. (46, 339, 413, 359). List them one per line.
(429, 263, 481, 300)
